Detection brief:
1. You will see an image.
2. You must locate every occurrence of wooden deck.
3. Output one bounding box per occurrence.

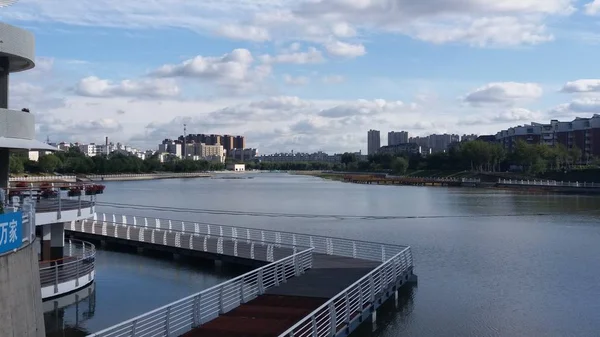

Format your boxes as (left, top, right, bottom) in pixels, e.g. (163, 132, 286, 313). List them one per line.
(182, 254, 380, 337)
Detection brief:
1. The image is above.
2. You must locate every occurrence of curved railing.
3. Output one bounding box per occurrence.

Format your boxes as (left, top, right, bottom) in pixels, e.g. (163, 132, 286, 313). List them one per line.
(92, 213, 410, 263)
(39, 239, 96, 299)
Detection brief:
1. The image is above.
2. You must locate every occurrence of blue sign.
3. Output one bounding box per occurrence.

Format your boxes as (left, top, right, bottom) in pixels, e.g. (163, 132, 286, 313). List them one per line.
(0, 211, 22, 254)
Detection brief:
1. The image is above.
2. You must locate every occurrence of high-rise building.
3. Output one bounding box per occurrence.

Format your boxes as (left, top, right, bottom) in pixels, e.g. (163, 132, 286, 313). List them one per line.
(234, 136, 246, 149)
(388, 131, 409, 146)
(367, 129, 381, 155)
(222, 135, 234, 152)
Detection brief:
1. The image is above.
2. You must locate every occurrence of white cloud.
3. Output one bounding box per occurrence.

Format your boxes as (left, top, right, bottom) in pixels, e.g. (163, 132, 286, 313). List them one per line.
(460, 108, 542, 125)
(561, 79, 600, 93)
(3, 0, 571, 48)
(283, 74, 310, 85)
(324, 40, 366, 58)
(216, 24, 270, 41)
(248, 96, 312, 110)
(584, 0, 600, 15)
(319, 99, 412, 118)
(411, 16, 554, 47)
(151, 48, 271, 94)
(260, 47, 324, 64)
(551, 98, 600, 114)
(464, 82, 543, 105)
(321, 75, 345, 84)
(75, 76, 180, 98)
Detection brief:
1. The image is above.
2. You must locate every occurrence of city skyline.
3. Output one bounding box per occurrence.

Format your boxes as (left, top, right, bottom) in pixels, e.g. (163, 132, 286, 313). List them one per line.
(4, 1, 600, 153)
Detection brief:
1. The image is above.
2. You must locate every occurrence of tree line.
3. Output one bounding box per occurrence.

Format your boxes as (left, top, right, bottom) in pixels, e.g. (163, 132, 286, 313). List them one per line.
(9, 147, 225, 175)
(339, 140, 587, 175)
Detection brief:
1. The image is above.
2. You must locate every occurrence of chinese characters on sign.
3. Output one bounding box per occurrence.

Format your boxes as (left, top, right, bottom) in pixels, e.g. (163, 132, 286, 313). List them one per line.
(0, 211, 22, 254)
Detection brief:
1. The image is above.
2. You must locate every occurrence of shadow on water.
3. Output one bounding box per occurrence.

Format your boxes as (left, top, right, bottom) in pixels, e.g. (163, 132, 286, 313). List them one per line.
(44, 283, 96, 337)
(351, 283, 417, 337)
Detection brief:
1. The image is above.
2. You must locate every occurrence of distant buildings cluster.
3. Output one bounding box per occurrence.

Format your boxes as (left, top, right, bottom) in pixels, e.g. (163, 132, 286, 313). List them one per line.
(367, 114, 600, 163)
(367, 130, 469, 156)
(158, 133, 258, 163)
(28, 137, 148, 161)
(495, 114, 600, 161)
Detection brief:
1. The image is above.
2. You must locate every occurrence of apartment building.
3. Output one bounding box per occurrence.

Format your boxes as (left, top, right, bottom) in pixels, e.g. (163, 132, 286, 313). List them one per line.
(387, 131, 409, 146)
(367, 130, 381, 155)
(378, 143, 422, 156)
(408, 134, 460, 153)
(495, 124, 543, 152)
(229, 148, 258, 161)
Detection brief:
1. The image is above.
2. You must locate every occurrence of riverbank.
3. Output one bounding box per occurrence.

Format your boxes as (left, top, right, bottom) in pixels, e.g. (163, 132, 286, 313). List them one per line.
(83, 172, 212, 182)
(300, 171, 600, 195)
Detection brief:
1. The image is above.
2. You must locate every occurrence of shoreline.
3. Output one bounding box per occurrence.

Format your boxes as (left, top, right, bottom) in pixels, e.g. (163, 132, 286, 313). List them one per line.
(301, 171, 600, 195)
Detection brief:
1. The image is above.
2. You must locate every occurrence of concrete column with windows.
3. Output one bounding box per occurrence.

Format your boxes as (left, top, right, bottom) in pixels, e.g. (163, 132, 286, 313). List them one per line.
(41, 224, 52, 261)
(0, 148, 8, 190)
(50, 222, 65, 260)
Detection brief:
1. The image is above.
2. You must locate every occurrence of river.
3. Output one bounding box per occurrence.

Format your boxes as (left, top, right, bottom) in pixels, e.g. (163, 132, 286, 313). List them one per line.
(55, 173, 600, 337)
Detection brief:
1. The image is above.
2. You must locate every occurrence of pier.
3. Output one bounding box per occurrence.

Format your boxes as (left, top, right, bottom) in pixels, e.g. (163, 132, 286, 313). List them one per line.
(65, 213, 415, 337)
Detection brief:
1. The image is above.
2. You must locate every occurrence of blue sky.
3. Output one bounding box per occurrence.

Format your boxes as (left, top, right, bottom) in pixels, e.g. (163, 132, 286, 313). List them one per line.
(3, 0, 600, 154)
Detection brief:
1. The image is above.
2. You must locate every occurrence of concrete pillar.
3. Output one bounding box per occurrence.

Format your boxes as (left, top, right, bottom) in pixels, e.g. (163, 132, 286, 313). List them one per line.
(41, 225, 51, 262)
(50, 223, 65, 260)
(0, 57, 9, 109)
(0, 149, 9, 190)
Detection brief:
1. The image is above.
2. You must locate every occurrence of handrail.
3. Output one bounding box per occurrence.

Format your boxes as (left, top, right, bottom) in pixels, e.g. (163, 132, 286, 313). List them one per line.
(278, 246, 412, 337)
(498, 178, 600, 188)
(87, 247, 314, 337)
(93, 213, 408, 262)
(9, 175, 76, 182)
(39, 239, 96, 289)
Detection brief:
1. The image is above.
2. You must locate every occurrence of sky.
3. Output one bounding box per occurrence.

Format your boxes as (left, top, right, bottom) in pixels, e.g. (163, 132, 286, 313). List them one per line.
(3, 0, 600, 154)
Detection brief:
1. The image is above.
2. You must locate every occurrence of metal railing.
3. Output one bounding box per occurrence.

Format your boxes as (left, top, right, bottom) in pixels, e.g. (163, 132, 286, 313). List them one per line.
(92, 213, 410, 263)
(74, 217, 297, 263)
(86, 173, 210, 180)
(9, 175, 76, 182)
(39, 239, 96, 293)
(498, 179, 600, 188)
(87, 247, 314, 337)
(5, 182, 98, 220)
(278, 246, 412, 337)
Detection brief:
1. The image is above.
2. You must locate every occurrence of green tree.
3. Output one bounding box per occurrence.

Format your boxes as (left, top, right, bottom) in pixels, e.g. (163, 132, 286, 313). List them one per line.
(391, 157, 409, 175)
(38, 154, 62, 173)
(8, 154, 24, 174)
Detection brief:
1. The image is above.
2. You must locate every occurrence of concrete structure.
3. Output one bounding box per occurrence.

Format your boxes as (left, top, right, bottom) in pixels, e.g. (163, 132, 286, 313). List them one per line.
(388, 131, 409, 146)
(229, 148, 258, 161)
(67, 213, 415, 337)
(259, 151, 341, 163)
(0, 23, 56, 190)
(461, 134, 478, 142)
(378, 143, 422, 156)
(409, 134, 460, 153)
(0, 201, 45, 337)
(367, 129, 380, 155)
(158, 140, 182, 158)
(227, 163, 245, 172)
(495, 124, 543, 152)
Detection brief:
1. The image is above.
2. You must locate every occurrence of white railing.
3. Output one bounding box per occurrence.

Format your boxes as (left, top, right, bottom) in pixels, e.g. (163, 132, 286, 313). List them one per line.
(278, 246, 413, 337)
(498, 179, 600, 188)
(39, 239, 96, 298)
(93, 213, 409, 263)
(9, 175, 76, 182)
(86, 173, 210, 179)
(87, 247, 314, 337)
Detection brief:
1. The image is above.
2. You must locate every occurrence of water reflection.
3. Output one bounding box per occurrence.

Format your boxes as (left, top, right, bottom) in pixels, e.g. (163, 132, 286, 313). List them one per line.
(352, 284, 417, 337)
(44, 283, 95, 337)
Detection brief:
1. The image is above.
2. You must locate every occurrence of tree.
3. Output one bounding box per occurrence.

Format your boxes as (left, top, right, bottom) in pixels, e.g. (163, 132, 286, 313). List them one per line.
(8, 155, 24, 174)
(38, 154, 62, 173)
(391, 157, 409, 175)
(341, 153, 357, 167)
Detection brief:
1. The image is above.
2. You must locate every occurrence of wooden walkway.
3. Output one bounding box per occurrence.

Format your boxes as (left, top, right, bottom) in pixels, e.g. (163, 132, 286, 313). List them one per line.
(182, 254, 380, 337)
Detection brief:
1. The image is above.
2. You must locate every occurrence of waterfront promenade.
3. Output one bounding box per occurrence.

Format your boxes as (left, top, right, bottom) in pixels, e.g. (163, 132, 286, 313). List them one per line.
(65, 214, 414, 337)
